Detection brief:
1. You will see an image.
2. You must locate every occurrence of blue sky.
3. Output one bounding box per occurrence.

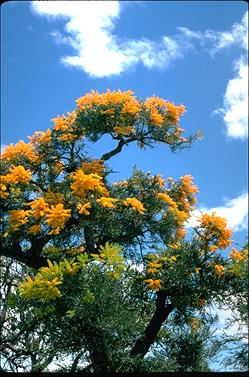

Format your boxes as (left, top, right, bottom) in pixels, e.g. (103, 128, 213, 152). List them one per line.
(1, 0, 248, 250)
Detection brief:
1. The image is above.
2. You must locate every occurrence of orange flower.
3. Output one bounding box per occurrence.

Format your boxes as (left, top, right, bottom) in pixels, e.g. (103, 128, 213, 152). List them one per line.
(96, 197, 117, 208)
(1, 141, 36, 162)
(144, 279, 163, 291)
(7, 165, 31, 185)
(28, 224, 41, 235)
(71, 169, 108, 199)
(181, 175, 198, 195)
(157, 193, 177, 208)
(123, 197, 145, 214)
(81, 159, 105, 175)
(229, 248, 245, 261)
(114, 126, 134, 136)
(175, 227, 187, 239)
(28, 129, 52, 145)
(153, 175, 165, 188)
(52, 111, 77, 131)
(58, 133, 75, 142)
(45, 204, 71, 231)
(214, 264, 225, 276)
(8, 210, 30, 231)
(28, 198, 49, 220)
(166, 102, 186, 124)
(197, 212, 233, 250)
(77, 202, 91, 216)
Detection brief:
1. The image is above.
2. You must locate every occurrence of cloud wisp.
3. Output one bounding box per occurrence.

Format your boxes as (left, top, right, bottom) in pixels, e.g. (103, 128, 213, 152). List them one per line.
(177, 11, 248, 54)
(187, 192, 248, 232)
(179, 11, 248, 140)
(213, 12, 248, 140)
(214, 57, 248, 140)
(31, 2, 247, 79)
(30, 1, 186, 77)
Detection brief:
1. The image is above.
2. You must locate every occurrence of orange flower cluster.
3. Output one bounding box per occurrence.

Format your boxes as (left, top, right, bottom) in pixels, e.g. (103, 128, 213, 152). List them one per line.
(81, 160, 105, 175)
(28, 198, 49, 220)
(58, 133, 76, 143)
(214, 264, 225, 276)
(123, 197, 145, 214)
(77, 202, 91, 216)
(1, 166, 31, 199)
(144, 96, 186, 126)
(159, 175, 198, 240)
(157, 191, 189, 240)
(27, 198, 71, 235)
(51, 111, 77, 131)
(76, 89, 141, 116)
(71, 169, 108, 199)
(166, 102, 186, 124)
(197, 212, 233, 251)
(178, 175, 199, 211)
(0, 181, 9, 199)
(144, 278, 163, 291)
(1, 141, 37, 163)
(50, 111, 79, 144)
(152, 175, 166, 189)
(144, 96, 167, 125)
(157, 192, 177, 208)
(229, 247, 246, 261)
(8, 209, 30, 231)
(113, 125, 134, 136)
(96, 197, 117, 208)
(45, 203, 71, 235)
(6, 165, 31, 185)
(28, 224, 41, 235)
(28, 129, 52, 145)
(147, 260, 162, 274)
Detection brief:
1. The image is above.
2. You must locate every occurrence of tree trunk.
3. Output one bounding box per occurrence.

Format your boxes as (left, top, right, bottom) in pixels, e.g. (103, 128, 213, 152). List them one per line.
(131, 291, 174, 358)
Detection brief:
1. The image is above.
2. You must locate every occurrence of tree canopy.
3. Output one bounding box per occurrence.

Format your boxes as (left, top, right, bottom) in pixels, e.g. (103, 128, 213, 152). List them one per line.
(0, 89, 248, 373)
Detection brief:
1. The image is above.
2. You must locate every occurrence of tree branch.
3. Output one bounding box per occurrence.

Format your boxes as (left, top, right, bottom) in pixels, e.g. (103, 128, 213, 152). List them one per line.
(1, 241, 48, 269)
(101, 137, 136, 161)
(131, 291, 174, 358)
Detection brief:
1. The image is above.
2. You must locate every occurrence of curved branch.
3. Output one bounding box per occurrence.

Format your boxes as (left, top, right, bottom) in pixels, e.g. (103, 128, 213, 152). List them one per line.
(101, 137, 136, 161)
(131, 291, 174, 358)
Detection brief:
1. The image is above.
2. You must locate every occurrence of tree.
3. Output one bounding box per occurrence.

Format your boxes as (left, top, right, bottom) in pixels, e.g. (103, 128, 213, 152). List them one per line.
(0, 89, 247, 372)
(218, 243, 248, 371)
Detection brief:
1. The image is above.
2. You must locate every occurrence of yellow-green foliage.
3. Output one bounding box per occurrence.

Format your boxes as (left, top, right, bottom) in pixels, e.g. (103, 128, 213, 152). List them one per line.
(91, 242, 125, 279)
(19, 243, 124, 302)
(19, 259, 80, 302)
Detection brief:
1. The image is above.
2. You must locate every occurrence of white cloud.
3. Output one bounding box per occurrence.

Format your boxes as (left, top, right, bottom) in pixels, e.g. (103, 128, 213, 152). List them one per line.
(30, 0, 248, 105)
(177, 13, 248, 140)
(31, 1, 127, 77)
(187, 192, 248, 232)
(177, 11, 248, 54)
(31, 1, 184, 77)
(210, 12, 248, 140)
(28, 1, 198, 77)
(213, 11, 248, 52)
(215, 58, 248, 139)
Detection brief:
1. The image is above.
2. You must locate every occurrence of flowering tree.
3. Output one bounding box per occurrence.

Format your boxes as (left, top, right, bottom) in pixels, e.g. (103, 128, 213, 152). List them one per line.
(0, 90, 247, 372)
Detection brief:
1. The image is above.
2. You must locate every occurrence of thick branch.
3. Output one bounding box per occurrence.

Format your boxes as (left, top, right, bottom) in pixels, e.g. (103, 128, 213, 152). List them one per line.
(1, 242, 48, 269)
(101, 137, 136, 161)
(131, 291, 174, 358)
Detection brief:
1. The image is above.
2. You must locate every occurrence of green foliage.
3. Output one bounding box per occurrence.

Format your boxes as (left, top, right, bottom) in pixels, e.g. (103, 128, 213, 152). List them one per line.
(1, 90, 247, 372)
